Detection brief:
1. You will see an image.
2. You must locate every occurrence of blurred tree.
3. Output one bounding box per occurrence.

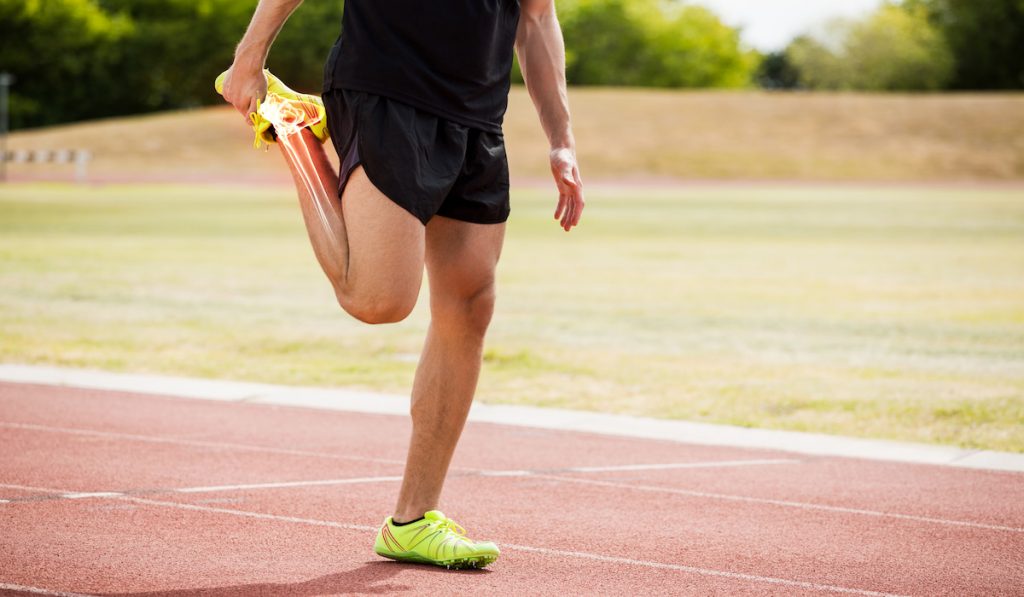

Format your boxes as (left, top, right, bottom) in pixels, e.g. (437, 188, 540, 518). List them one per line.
(99, 0, 256, 112)
(102, 0, 341, 103)
(559, 0, 756, 87)
(0, 0, 133, 128)
(910, 0, 1024, 89)
(786, 3, 953, 91)
(785, 25, 849, 91)
(266, 0, 345, 93)
(755, 51, 801, 89)
(845, 3, 953, 90)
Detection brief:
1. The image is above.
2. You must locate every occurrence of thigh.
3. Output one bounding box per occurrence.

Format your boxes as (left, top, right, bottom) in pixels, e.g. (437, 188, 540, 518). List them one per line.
(424, 215, 506, 305)
(343, 166, 426, 301)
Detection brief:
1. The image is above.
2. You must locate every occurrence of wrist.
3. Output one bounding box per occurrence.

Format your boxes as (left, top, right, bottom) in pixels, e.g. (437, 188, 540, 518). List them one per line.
(548, 126, 575, 151)
(549, 138, 575, 154)
(233, 44, 267, 73)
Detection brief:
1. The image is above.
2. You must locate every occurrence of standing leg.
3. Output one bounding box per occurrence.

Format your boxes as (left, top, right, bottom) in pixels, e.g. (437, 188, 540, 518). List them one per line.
(391, 216, 506, 521)
(277, 130, 425, 323)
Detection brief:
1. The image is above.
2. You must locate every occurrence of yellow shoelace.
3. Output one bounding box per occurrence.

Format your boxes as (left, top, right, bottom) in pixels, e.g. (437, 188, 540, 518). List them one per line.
(249, 97, 269, 149)
(435, 516, 467, 539)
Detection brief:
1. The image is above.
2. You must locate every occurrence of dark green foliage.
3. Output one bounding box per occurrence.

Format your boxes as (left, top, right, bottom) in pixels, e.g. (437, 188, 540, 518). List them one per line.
(0, 0, 133, 128)
(755, 52, 800, 90)
(912, 0, 1024, 89)
(264, 0, 343, 93)
(1, 0, 339, 128)
(97, 0, 257, 112)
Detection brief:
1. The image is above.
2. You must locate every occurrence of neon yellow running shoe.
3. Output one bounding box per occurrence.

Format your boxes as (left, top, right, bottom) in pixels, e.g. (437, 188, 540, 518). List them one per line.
(374, 510, 500, 569)
(214, 69, 329, 148)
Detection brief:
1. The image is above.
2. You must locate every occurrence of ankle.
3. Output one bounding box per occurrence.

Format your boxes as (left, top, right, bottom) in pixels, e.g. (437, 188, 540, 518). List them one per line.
(392, 507, 430, 524)
(391, 514, 426, 526)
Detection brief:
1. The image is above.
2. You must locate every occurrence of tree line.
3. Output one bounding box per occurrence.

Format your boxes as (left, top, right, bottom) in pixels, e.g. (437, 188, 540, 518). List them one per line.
(759, 0, 1024, 92)
(0, 0, 1020, 129)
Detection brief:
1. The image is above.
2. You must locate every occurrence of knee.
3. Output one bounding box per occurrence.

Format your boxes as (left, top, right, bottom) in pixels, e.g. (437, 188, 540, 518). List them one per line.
(433, 283, 496, 337)
(337, 291, 416, 325)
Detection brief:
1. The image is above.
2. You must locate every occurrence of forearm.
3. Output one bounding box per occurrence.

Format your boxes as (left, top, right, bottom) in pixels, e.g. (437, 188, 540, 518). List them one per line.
(515, 5, 574, 151)
(233, 0, 304, 71)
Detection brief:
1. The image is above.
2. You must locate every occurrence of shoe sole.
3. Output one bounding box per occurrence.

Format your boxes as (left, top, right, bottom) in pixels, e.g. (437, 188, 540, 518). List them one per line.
(376, 550, 498, 570)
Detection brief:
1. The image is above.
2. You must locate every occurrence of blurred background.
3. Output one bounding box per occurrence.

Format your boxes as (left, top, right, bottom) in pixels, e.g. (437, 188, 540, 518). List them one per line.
(1, 0, 1021, 451)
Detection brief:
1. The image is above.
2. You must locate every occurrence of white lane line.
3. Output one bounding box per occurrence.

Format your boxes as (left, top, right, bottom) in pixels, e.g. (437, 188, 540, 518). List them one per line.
(172, 475, 403, 494)
(154, 459, 789, 492)
(477, 469, 534, 477)
(507, 544, 907, 597)
(562, 458, 799, 473)
(123, 495, 903, 597)
(123, 496, 377, 533)
(540, 474, 1024, 534)
(0, 583, 95, 597)
(0, 421, 404, 465)
(3, 432, 1013, 537)
(61, 492, 125, 499)
(0, 482, 65, 495)
(0, 482, 909, 595)
(1, 460, 793, 502)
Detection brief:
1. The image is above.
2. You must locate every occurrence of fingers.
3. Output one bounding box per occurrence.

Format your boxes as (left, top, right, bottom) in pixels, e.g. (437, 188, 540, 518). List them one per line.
(245, 96, 258, 123)
(556, 168, 584, 232)
(550, 149, 584, 232)
(226, 87, 253, 121)
(562, 192, 580, 231)
(221, 69, 264, 122)
(571, 166, 585, 227)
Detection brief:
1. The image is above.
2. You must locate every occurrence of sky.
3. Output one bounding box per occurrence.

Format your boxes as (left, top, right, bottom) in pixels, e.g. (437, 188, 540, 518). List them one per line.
(692, 0, 886, 52)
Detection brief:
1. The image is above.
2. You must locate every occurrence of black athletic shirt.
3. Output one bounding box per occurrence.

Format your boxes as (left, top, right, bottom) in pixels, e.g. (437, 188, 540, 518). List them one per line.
(323, 0, 521, 133)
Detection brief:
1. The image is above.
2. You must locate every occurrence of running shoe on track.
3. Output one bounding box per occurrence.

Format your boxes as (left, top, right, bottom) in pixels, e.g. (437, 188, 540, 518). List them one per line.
(214, 69, 329, 148)
(374, 510, 500, 569)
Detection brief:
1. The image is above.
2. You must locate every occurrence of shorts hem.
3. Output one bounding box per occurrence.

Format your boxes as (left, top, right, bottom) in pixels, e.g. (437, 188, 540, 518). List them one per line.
(433, 207, 510, 225)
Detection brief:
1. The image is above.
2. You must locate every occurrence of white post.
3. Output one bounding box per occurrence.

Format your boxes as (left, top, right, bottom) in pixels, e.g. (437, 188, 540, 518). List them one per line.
(74, 150, 91, 184)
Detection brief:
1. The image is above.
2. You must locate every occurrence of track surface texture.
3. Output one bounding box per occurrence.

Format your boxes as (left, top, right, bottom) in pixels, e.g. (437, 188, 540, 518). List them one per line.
(1, 381, 1022, 596)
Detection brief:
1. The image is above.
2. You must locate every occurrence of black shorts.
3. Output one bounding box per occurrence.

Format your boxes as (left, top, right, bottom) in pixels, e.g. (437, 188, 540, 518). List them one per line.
(322, 89, 511, 226)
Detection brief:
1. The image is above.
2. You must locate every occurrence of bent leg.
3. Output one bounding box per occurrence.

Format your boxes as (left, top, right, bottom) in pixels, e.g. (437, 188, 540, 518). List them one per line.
(278, 129, 425, 323)
(392, 216, 506, 521)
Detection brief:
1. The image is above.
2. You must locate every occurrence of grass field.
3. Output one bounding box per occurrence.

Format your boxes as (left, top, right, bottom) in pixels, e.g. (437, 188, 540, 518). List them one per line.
(1, 182, 1022, 451)
(8, 88, 1024, 183)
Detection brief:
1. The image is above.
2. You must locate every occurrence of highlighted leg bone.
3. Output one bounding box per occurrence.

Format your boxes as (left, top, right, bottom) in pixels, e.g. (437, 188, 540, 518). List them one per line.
(259, 93, 338, 241)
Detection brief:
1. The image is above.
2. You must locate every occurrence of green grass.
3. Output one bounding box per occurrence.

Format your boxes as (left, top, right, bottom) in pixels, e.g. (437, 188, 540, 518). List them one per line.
(1, 182, 1023, 451)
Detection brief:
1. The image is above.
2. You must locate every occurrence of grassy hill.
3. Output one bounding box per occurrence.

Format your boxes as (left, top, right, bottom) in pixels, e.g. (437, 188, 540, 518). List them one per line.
(7, 88, 1024, 184)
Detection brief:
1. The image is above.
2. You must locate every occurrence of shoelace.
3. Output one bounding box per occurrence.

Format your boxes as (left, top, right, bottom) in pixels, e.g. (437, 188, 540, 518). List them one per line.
(249, 97, 268, 150)
(435, 516, 468, 539)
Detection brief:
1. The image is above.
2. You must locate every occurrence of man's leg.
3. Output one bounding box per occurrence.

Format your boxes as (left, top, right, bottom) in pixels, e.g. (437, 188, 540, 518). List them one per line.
(391, 216, 506, 521)
(278, 129, 425, 323)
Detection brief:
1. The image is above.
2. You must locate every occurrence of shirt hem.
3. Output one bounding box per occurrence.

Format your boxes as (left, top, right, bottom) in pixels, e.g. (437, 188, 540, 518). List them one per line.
(325, 79, 505, 134)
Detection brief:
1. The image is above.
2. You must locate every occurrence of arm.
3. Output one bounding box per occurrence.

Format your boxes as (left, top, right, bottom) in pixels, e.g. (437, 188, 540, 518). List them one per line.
(221, 0, 304, 121)
(516, 0, 584, 232)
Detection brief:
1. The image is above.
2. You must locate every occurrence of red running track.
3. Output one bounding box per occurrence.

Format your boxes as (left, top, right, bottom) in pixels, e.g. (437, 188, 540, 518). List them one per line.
(1, 381, 1022, 596)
